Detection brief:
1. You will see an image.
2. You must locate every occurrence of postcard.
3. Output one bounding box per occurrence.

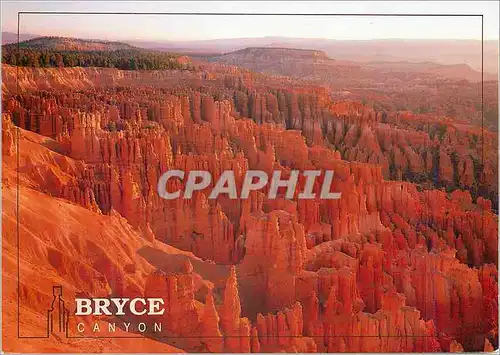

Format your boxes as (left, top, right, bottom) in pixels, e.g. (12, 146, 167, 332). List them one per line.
(1, 1, 498, 353)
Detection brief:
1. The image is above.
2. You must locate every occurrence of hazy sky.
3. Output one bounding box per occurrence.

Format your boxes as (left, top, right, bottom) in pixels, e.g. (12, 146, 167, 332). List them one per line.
(1, 1, 499, 42)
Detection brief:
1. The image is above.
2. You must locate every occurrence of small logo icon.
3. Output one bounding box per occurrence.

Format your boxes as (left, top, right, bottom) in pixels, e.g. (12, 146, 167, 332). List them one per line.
(47, 286, 69, 337)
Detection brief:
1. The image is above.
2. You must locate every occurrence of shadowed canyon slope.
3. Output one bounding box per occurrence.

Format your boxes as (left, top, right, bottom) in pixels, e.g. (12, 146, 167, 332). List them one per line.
(1, 39, 498, 354)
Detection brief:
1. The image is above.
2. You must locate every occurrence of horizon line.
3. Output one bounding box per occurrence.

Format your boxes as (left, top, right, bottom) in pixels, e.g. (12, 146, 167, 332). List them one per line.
(3, 32, 499, 43)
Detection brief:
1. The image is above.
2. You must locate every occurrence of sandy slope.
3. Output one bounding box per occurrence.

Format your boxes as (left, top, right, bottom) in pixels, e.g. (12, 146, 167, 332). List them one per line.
(1, 125, 201, 352)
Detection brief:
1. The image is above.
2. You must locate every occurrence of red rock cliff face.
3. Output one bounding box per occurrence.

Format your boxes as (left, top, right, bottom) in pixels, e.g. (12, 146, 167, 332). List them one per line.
(2, 64, 498, 353)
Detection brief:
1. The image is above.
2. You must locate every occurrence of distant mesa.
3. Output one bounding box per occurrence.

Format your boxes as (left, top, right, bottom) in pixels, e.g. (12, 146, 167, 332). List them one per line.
(208, 46, 332, 62)
(204, 46, 341, 77)
(226, 47, 329, 58)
